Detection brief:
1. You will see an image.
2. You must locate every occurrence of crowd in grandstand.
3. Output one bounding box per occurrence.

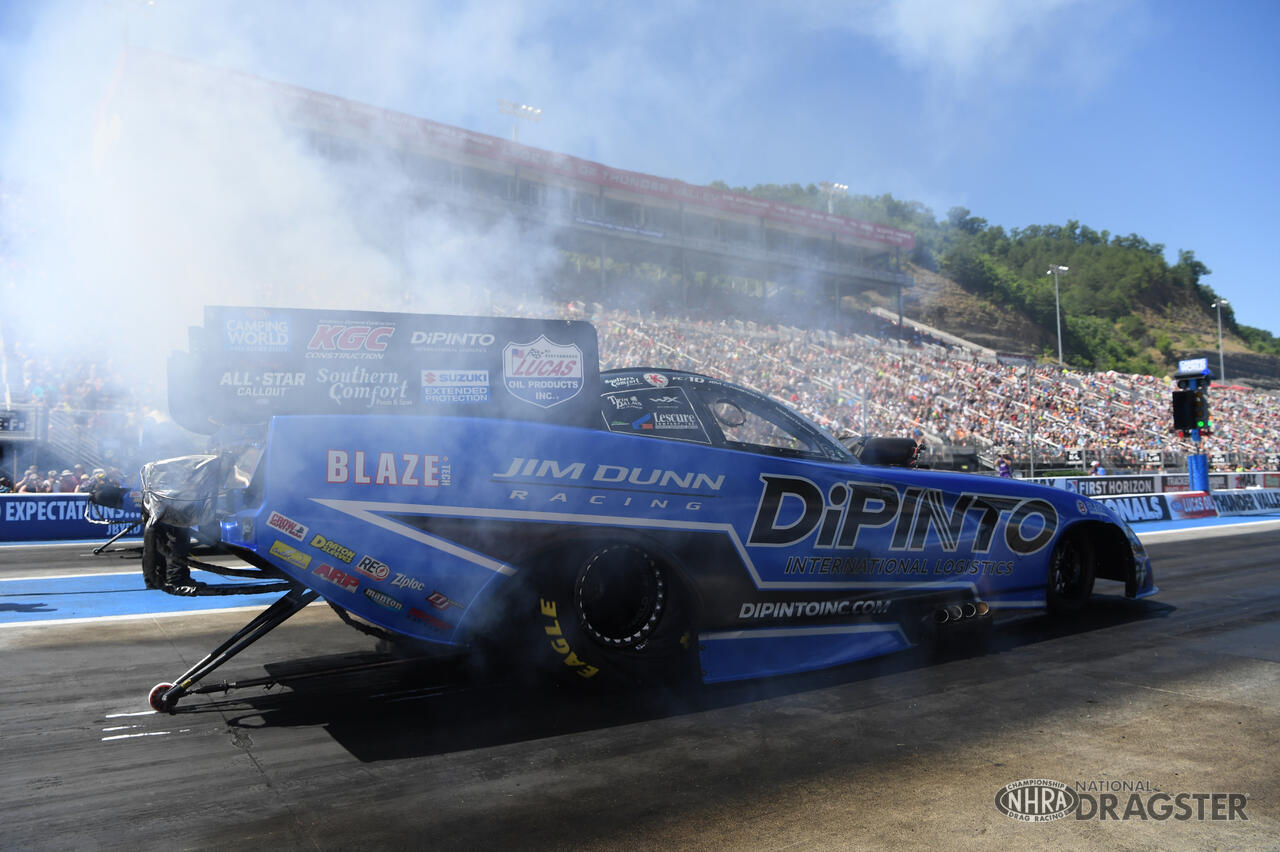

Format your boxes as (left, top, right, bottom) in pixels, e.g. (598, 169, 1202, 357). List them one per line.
(2, 298, 1279, 484)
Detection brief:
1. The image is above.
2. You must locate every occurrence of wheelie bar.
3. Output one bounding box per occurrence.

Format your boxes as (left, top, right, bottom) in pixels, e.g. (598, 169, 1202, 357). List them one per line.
(149, 586, 320, 713)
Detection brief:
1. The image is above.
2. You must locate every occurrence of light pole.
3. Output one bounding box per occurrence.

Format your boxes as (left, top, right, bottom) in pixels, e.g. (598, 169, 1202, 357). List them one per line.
(1211, 299, 1229, 383)
(1046, 264, 1069, 364)
(818, 181, 848, 214)
(497, 99, 542, 142)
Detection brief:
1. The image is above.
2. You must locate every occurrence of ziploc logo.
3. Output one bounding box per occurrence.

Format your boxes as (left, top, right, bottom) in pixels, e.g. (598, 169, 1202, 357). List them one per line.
(270, 539, 311, 569)
(223, 310, 290, 352)
(503, 335, 583, 409)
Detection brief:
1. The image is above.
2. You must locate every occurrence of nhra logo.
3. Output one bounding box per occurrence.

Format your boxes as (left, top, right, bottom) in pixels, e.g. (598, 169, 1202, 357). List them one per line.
(503, 336, 583, 408)
(995, 780, 1078, 822)
(306, 324, 394, 359)
(747, 474, 1058, 556)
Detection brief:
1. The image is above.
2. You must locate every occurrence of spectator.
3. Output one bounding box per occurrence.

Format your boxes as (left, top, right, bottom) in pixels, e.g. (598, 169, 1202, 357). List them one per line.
(1090, 460, 1107, 476)
(997, 456, 1012, 478)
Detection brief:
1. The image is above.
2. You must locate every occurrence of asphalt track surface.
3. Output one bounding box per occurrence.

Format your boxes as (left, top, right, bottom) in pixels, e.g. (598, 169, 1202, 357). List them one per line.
(3, 520, 1278, 850)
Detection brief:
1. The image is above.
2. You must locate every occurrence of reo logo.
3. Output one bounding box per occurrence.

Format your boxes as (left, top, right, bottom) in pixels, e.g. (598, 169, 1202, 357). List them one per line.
(307, 325, 394, 352)
(354, 555, 390, 581)
(747, 474, 1058, 556)
(502, 335, 583, 408)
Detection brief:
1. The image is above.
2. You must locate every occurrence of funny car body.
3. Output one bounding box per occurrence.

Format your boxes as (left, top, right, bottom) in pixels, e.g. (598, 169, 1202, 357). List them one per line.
(119, 307, 1156, 712)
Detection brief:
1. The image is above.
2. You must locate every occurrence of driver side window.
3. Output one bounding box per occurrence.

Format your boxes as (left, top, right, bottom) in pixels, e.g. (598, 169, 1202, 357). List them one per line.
(706, 395, 817, 455)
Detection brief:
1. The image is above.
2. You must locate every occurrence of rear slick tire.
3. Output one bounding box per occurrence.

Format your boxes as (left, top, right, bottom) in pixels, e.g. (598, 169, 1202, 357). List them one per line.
(531, 542, 694, 687)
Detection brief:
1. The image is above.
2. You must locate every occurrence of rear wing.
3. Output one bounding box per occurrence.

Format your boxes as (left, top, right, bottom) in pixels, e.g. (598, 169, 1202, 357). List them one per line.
(168, 307, 600, 433)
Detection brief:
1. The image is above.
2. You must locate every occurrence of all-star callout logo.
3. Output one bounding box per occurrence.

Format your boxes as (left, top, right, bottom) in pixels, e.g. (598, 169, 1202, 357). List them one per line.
(502, 335, 583, 408)
(995, 779, 1249, 823)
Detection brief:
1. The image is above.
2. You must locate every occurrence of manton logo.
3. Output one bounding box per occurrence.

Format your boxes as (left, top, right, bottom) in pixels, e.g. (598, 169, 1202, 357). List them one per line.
(364, 587, 403, 611)
(995, 779, 1079, 822)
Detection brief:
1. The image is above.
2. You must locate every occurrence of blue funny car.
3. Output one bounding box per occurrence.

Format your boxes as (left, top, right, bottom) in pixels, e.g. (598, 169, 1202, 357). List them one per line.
(126, 307, 1156, 712)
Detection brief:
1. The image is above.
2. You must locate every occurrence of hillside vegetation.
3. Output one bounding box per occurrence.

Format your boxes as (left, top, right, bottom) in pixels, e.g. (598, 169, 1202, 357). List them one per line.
(710, 181, 1280, 383)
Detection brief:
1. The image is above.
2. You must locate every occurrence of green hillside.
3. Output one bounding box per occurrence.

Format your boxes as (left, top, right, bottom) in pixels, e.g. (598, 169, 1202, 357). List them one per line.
(710, 181, 1280, 384)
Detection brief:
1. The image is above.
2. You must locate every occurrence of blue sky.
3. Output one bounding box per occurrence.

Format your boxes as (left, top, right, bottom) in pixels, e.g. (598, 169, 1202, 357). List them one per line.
(3, 0, 1279, 337)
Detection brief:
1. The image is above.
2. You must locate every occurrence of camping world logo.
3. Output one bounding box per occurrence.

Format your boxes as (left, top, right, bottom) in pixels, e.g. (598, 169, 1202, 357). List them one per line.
(995, 779, 1079, 822)
(502, 335, 583, 408)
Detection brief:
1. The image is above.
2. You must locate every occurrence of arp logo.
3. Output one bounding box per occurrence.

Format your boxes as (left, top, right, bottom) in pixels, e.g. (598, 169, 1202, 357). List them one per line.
(307, 324, 394, 352)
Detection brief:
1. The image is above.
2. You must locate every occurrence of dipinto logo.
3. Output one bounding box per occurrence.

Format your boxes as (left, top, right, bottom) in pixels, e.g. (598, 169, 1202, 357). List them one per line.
(995, 779, 1078, 822)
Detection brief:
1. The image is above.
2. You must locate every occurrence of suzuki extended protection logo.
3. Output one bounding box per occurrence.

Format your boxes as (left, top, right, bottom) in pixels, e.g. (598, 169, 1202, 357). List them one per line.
(503, 335, 583, 408)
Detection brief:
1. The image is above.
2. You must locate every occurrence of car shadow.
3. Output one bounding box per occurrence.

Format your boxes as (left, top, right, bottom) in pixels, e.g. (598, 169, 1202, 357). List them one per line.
(208, 594, 1175, 762)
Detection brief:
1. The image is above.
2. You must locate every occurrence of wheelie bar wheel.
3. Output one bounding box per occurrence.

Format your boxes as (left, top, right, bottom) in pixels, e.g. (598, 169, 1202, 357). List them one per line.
(148, 682, 181, 714)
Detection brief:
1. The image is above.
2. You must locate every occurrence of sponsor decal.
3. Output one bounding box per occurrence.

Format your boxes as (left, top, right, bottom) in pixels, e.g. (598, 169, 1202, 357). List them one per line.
(364, 587, 404, 611)
(539, 598, 599, 679)
(409, 330, 496, 351)
(326, 450, 450, 487)
(632, 413, 654, 430)
(608, 394, 643, 410)
(783, 555, 1012, 576)
(494, 457, 724, 492)
(312, 563, 359, 591)
(266, 511, 309, 542)
(653, 411, 701, 430)
(502, 335, 584, 408)
(603, 375, 643, 388)
(648, 395, 682, 406)
(738, 599, 891, 619)
(316, 367, 412, 408)
(309, 533, 356, 564)
(421, 369, 490, 404)
(218, 371, 305, 399)
(643, 372, 668, 388)
(427, 590, 462, 610)
(1213, 489, 1280, 516)
(996, 779, 1248, 822)
(306, 323, 394, 360)
(354, 555, 390, 581)
(407, 606, 452, 631)
(747, 474, 1058, 556)
(223, 311, 290, 352)
(269, 539, 311, 569)
(1076, 500, 1088, 516)
(391, 572, 425, 591)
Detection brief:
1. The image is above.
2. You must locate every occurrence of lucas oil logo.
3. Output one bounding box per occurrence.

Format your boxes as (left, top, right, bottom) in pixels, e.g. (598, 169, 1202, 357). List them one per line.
(747, 474, 1058, 556)
(503, 335, 583, 408)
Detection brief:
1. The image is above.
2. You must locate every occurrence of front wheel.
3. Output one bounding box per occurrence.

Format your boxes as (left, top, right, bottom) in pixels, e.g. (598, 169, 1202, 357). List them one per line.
(529, 542, 695, 686)
(1045, 531, 1096, 615)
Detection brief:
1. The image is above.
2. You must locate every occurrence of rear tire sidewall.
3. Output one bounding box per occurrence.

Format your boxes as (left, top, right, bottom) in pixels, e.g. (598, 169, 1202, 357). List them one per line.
(529, 542, 694, 687)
